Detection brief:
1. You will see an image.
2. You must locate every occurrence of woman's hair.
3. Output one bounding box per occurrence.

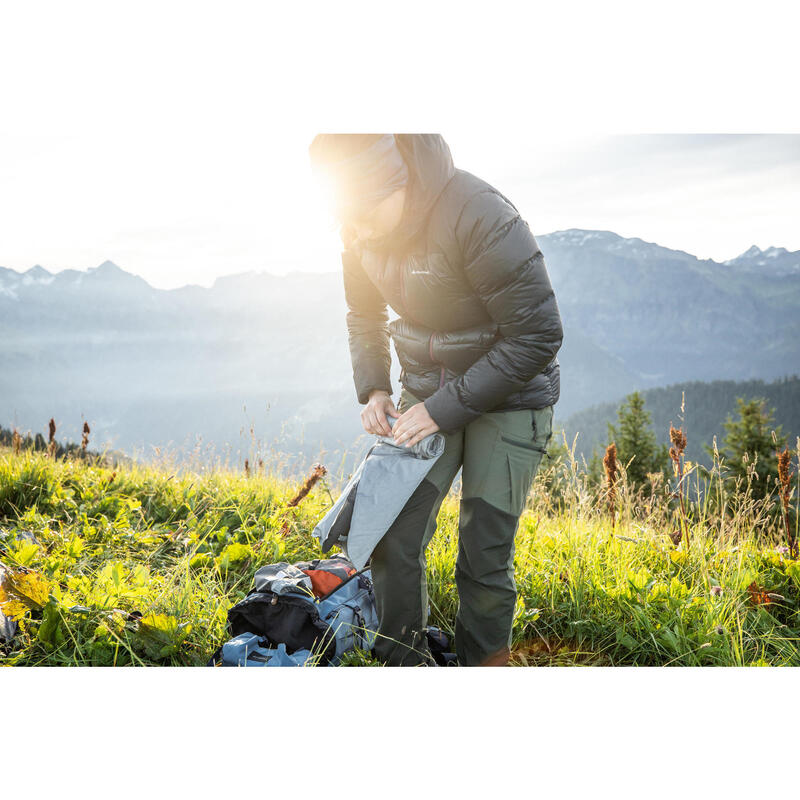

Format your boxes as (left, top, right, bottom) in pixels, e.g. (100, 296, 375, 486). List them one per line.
(308, 134, 409, 224)
(308, 134, 386, 168)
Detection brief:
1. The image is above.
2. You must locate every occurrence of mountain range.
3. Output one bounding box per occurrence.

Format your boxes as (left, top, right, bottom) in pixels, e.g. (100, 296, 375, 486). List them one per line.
(2, 230, 798, 477)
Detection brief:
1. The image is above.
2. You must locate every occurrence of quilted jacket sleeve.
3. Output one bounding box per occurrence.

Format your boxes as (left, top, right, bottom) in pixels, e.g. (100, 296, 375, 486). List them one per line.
(342, 248, 393, 404)
(423, 190, 563, 432)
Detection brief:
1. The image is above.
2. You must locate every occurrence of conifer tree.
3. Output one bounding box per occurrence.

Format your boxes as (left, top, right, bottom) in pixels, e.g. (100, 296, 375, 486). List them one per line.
(607, 391, 670, 492)
(704, 397, 787, 502)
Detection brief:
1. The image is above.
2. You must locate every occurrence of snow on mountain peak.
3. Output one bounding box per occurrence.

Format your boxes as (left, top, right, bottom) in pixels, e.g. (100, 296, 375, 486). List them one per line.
(546, 229, 621, 246)
(21, 264, 55, 287)
(724, 244, 799, 273)
(92, 260, 123, 274)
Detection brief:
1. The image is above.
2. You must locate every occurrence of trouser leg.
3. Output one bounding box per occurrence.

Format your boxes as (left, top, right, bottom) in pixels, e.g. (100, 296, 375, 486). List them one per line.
(369, 387, 463, 666)
(456, 404, 554, 666)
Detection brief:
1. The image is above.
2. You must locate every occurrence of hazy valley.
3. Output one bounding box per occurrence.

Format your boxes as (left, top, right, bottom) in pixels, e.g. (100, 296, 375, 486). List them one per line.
(2, 229, 798, 478)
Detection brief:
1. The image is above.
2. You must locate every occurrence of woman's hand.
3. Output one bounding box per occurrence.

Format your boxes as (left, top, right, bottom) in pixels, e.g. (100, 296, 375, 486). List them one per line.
(392, 402, 440, 448)
(361, 389, 399, 436)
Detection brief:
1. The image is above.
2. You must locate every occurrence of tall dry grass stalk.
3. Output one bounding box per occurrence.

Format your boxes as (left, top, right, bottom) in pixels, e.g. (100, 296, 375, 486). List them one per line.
(270, 462, 330, 539)
(288, 463, 328, 508)
(669, 424, 688, 546)
(47, 418, 57, 459)
(12, 429, 21, 456)
(81, 422, 90, 454)
(777, 446, 796, 558)
(603, 443, 618, 527)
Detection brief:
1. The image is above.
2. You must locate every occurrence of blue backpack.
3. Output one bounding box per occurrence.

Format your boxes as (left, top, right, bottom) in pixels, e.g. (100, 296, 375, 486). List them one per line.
(211, 556, 379, 667)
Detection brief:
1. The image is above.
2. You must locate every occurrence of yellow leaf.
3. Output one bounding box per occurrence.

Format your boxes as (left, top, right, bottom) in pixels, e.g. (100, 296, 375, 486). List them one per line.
(0, 568, 51, 621)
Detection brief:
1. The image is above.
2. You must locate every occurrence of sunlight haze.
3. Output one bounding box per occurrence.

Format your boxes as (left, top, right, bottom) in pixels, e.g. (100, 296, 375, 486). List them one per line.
(2, 133, 798, 289)
(2, 3, 797, 289)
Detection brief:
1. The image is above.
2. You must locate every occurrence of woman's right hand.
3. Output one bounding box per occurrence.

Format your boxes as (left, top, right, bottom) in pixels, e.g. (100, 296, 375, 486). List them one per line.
(361, 389, 399, 437)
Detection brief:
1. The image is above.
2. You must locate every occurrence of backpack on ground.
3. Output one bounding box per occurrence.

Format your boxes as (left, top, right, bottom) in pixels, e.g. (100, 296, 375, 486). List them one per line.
(210, 555, 379, 667)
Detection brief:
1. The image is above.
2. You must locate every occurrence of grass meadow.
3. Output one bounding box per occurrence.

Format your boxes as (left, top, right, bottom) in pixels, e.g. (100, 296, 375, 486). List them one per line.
(1, 433, 798, 667)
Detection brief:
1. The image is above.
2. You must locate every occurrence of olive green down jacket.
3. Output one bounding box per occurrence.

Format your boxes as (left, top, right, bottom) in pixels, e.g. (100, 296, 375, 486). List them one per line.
(342, 134, 564, 434)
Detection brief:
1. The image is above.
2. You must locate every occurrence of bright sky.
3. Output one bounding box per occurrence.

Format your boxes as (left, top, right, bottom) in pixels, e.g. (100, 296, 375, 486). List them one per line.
(1, 3, 798, 289)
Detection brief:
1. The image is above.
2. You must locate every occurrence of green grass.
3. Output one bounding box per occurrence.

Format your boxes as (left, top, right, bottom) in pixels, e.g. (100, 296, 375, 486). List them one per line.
(1, 447, 798, 666)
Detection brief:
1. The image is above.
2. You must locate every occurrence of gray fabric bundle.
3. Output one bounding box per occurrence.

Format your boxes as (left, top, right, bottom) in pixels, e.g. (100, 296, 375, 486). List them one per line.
(312, 418, 445, 570)
(253, 562, 313, 595)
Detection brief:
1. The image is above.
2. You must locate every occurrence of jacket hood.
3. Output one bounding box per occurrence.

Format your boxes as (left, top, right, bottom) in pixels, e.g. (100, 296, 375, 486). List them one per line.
(363, 134, 455, 253)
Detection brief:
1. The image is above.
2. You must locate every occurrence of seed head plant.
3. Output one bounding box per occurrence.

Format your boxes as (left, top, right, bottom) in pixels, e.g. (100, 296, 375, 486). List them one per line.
(603, 442, 618, 527)
(669, 424, 688, 546)
(47, 418, 57, 459)
(81, 422, 91, 454)
(288, 462, 328, 508)
(776, 446, 796, 558)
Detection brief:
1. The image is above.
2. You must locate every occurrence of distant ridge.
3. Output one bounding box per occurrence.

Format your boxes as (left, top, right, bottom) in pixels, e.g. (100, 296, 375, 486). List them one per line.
(3, 229, 799, 289)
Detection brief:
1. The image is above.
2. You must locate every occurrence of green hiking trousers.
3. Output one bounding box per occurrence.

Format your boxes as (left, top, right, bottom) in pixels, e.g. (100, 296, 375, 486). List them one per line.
(370, 387, 554, 666)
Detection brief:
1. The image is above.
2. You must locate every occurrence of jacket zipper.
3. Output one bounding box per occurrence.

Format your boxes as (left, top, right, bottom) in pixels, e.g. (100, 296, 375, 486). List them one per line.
(428, 333, 446, 388)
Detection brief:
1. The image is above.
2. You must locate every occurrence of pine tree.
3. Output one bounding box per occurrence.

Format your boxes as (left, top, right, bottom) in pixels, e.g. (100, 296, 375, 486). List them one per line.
(607, 391, 670, 492)
(704, 396, 787, 502)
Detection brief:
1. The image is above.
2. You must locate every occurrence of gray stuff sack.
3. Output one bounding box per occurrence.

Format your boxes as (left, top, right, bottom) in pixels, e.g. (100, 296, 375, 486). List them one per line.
(312, 416, 445, 570)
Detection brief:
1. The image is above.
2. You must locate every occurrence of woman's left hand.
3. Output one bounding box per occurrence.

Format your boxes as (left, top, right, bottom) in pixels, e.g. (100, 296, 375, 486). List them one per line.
(391, 403, 440, 448)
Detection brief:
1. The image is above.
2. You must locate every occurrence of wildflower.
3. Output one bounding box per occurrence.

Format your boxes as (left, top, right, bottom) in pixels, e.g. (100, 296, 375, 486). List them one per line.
(81, 422, 90, 453)
(747, 581, 771, 606)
